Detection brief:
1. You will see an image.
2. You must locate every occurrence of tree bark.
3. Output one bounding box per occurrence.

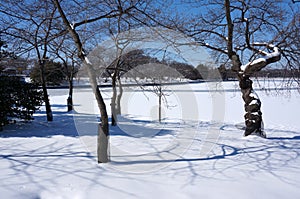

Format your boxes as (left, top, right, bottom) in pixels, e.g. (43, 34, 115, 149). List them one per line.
(158, 86, 162, 123)
(230, 54, 265, 137)
(230, 47, 280, 138)
(116, 76, 123, 115)
(238, 74, 265, 137)
(111, 72, 117, 126)
(97, 123, 109, 163)
(40, 61, 53, 122)
(224, 0, 281, 138)
(85, 61, 109, 163)
(53, 0, 109, 163)
(67, 78, 73, 112)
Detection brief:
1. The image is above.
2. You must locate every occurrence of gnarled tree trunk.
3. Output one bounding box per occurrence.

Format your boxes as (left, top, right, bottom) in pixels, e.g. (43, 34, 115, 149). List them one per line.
(224, 0, 281, 138)
(238, 74, 264, 137)
(230, 46, 280, 138)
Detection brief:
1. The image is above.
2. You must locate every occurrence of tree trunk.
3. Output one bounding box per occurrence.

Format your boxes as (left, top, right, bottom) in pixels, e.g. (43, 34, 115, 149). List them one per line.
(111, 73, 117, 126)
(40, 62, 53, 122)
(98, 123, 109, 163)
(95, 86, 109, 163)
(67, 78, 73, 112)
(238, 74, 265, 137)
(231, 54, 265, 137)
(158, 86, 162, 123)
(85, 62, 109, 163)
(53, 0, 110, 163)
(42, 85, 53, 122)
(116, 76, 123, 115)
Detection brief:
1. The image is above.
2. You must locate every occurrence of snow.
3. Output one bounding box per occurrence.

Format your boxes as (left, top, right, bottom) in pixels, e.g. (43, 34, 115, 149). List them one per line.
(265, 46, 280, 59)
(249, 99, 258, 105)
(241, 58, 266, 71)
(84, 56, 92, 65)
(251, 112, 260, 115)
(70, 23, 74, 30)
(1, 80, 300, 199)
(241, 45, 280, 72)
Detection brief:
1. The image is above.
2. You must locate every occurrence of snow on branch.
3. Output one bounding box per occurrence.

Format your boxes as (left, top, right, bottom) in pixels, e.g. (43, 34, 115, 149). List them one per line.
(241, 43, 281, 75)
(70, 22, 75, 30)
(84, 56, 92, 65)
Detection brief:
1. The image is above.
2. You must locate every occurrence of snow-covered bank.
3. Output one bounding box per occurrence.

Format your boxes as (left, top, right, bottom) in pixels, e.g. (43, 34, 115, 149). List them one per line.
(0, 81, 299, 199)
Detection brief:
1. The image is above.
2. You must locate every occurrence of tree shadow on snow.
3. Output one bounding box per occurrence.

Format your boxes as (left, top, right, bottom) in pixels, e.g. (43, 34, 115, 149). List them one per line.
(0, 138, 139, 198)
(110, 115, 174, 138)
(0, 105, 79, 138)
(110, 122, 300, 186)
(0, 107, 177, 138)
(268, 135, 300, 140)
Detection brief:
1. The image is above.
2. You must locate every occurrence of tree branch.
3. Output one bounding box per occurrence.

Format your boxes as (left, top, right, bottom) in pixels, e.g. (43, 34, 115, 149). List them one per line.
(52, 0, 85, 60)
(241, 44, 281, 75)
(225, 0, 234, 58)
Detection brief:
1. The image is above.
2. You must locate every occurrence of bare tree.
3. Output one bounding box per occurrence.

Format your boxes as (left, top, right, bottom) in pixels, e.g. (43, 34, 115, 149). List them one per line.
(107, 21, 130, 126)
(49, 34, 80, 112)
(52, 0, 112, 163)
(52, 0, 169, 162)
(177, 0, 299, 137)
(52, 0, 150, 162)
(0, 0, 66, 121)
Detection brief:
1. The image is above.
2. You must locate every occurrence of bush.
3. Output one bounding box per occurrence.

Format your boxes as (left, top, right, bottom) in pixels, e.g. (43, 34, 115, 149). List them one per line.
(0, 75, 43, 130)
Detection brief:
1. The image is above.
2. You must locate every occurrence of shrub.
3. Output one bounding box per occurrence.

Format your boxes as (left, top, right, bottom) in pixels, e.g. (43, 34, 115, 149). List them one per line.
(0, 75, 43, 130)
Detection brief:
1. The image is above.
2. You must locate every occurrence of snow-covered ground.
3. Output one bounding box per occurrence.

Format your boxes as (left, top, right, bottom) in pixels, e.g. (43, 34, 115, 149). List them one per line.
(1, 80, 300, 199)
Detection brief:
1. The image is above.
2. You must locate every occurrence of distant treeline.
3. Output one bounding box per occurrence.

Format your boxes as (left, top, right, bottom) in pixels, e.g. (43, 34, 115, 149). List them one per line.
(218, 66, 300, 80)
(100, 49, 202, 80)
